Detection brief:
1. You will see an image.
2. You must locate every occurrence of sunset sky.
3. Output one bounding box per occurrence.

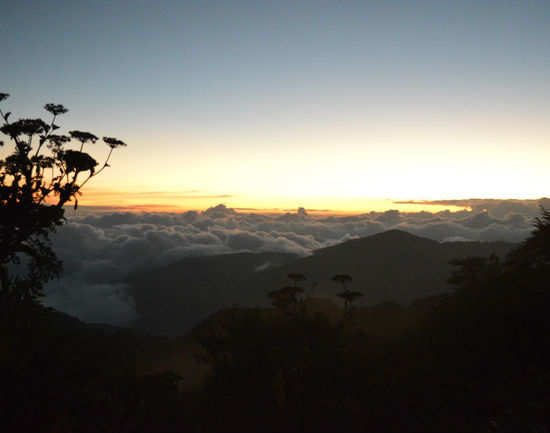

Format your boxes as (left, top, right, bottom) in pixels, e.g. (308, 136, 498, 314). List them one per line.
(2, 0, 550, 213)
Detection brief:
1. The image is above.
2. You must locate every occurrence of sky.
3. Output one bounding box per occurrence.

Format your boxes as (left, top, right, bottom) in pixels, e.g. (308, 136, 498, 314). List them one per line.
(2, 0, 550, 213)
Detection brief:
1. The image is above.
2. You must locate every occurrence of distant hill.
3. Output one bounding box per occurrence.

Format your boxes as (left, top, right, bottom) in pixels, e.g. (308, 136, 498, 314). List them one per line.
(127, 230, 514, 336)
(251, 229, 513, 303)
(127, 252, 298, 335)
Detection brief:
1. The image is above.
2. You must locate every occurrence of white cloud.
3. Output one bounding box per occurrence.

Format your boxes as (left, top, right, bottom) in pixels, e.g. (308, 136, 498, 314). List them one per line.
(43, 201, 540, 325)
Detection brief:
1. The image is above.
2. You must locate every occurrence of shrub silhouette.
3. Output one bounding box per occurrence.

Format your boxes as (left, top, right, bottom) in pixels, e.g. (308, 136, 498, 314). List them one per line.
(331, 274, 352, 290)
(331, 274, 361, 312)
(336, 289, 364, 314)
(0, 93, 126, 305)
(268, 273, 307, 312)
(507, 206, 550, 269)
(268, 286, 304, 311)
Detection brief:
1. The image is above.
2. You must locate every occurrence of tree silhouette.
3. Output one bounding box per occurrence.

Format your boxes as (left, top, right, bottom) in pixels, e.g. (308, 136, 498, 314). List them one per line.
(268, 285, 304, 311)
(448, 253, 502, 291)
(331, 274, 352, 290)
(0, 93, 126, 305)
(332, 274, 361, 313)
(448, 256, 489, 289)
(507, 206, 550, 269)
(268, 274, 307, 312)
(336, 290, 364, 314)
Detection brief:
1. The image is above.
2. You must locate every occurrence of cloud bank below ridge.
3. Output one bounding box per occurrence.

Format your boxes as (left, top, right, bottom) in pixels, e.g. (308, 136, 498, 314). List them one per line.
(43, 200, 545, 325)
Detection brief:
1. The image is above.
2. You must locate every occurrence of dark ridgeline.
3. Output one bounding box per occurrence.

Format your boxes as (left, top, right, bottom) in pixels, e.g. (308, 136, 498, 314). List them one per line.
(128, 251, 299, 334)
(127, 229, 513, 336)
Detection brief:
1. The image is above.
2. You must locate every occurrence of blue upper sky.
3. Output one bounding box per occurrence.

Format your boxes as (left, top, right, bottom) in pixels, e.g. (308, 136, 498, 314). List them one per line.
(2, 0, 550, 210)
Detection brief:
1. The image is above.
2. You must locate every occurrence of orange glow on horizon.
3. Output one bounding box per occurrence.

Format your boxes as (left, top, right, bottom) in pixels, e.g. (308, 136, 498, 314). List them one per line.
(76, 187, 471, 215)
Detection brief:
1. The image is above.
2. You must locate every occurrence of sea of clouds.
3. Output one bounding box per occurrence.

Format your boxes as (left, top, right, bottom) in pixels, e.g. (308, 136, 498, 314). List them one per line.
(42, 200, 548, 325)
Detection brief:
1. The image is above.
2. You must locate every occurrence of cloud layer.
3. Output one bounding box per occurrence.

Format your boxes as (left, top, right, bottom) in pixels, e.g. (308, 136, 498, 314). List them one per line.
(43, 201, 543, 325)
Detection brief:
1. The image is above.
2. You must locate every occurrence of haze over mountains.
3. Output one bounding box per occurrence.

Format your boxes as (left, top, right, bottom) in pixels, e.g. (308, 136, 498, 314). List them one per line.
(128, 230, 513, 336)
(44, 200, 539, 326)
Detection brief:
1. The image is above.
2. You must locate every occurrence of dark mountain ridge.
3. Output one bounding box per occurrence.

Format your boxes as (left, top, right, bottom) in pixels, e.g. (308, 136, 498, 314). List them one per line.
(128, 252, 298, 335)
(240, 229, 513, 304)
(128, 229, 514, 336)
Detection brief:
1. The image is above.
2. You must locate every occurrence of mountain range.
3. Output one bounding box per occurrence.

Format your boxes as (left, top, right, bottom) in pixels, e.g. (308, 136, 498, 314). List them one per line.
(127, 229, 514, 336)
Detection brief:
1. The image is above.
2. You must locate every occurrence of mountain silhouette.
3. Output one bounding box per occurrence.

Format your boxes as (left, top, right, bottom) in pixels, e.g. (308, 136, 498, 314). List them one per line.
(241, 229, 513, 304)
(127, 252, 297, 335)
(128, 230, 513, 335)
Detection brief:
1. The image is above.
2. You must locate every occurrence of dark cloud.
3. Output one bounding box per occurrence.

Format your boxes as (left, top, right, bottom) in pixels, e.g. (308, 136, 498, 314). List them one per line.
(395, 198, 550, 219)
(43, 201, 541, 325)
(44, 281, 136, 326)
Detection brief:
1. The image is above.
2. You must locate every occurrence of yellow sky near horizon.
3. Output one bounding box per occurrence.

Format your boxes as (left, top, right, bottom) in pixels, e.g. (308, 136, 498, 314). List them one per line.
(78, 188, 474, 214)
(78, 113, 550, 212)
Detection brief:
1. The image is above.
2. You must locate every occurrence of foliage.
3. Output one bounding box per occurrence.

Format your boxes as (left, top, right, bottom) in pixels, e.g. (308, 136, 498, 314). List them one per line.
(0, 93, 126, 303)
(268, 273, 307, 311)
(447, 253, 501, 290)
(268, 285, 304, 310)
(336, 289, 364, 313)
(507, 206, 550, 269)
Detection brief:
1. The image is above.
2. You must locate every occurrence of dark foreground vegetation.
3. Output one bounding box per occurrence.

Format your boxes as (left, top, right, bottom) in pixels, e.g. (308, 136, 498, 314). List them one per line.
(2, 210, 550, 432)
(1, 94, 549, 431)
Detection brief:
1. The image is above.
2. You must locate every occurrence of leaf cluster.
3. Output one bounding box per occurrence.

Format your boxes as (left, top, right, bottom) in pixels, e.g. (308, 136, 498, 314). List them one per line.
(0, 93, 126, 302)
